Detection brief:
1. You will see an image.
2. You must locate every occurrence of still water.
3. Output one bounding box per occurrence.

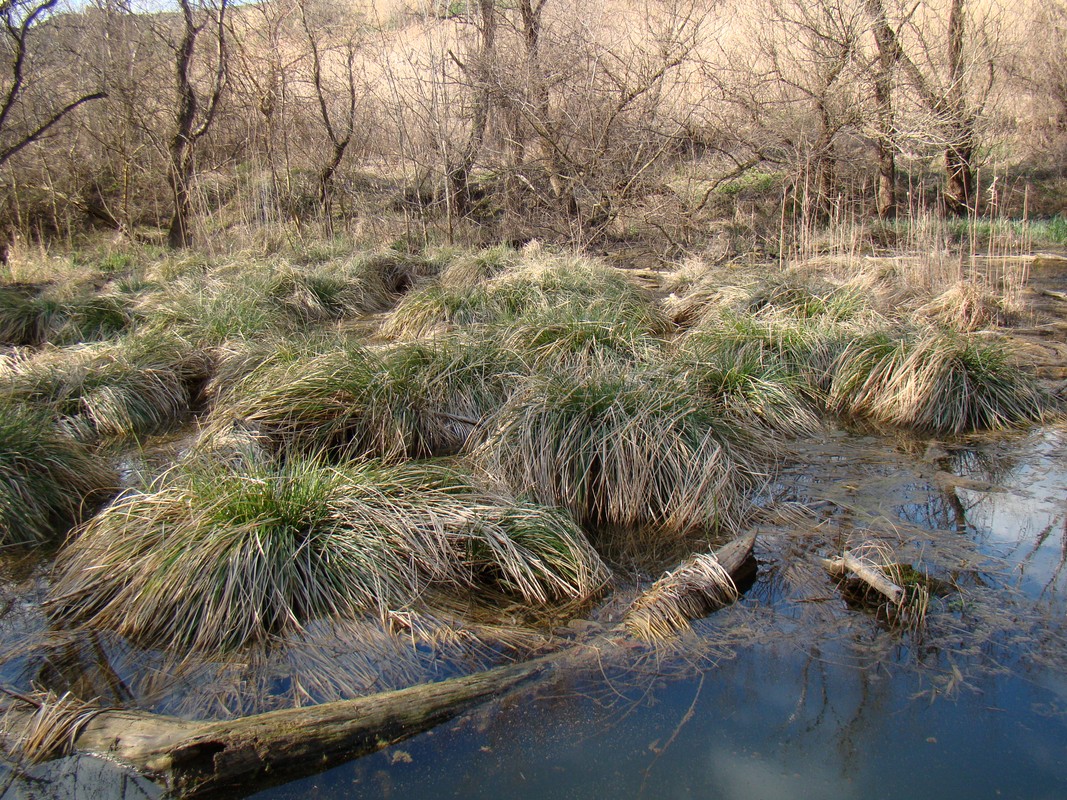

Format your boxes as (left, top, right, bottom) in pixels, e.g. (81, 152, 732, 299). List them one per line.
(3, 426, 1067, 799)
(255, 426, 1067, 800)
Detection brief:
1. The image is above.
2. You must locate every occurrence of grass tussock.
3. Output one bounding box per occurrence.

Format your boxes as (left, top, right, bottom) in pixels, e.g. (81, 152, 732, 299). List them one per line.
(670, 336, 820, 436)
(623, 553, 739, 640)
(206, 335, 525, 461)
(915, 281, 1014, 332)
(0, 335, 211, 442)
(0, 402, 116, 545)
(0, 284, 134, 347)
(829, 330, 1048, 434)
(47, 459, 607, 654)
(476, 370, 768, 542)
(438, 245, 519, 290)
(502, 303, 663, 371)
(744, 276, 867, 322)
(383, 253, 668, 341)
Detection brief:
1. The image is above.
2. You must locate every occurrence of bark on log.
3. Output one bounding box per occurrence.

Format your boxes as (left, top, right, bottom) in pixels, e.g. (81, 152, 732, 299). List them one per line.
(4, 660, 545, 798)
(622, 532, 757, 640)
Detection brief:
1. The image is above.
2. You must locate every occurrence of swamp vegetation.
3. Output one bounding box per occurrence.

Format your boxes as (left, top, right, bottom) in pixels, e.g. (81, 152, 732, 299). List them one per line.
(0, 232, 1063, 796)
(2, 0, 1067, 793)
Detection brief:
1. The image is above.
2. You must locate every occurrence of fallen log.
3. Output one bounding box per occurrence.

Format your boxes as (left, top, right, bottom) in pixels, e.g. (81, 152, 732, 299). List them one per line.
(2, 533, 758, 798)
(3, 660, 545, 798)
(623, 532, 757, 640)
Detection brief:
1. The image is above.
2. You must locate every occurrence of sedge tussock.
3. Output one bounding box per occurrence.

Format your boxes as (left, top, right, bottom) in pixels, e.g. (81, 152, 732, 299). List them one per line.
(503, 303, 663, 372)
(670, 336, 820, 436)
(0, 284, 134, 347)
(46, 459, 607, 655)
(685, 313, 851, 400)
(379, 337, 528, 454)
(624, 553, 739, 640)
(205, 341, 414, 461)
(915, 281, 1012, 332)
(205, 335, 526, 461)
(0, 336, 211, 442)
(0, 402, 116, 546)
(381, 283, 521, 339)
(744, 276, 867, 323)
(383, 255, 668, 341)
(829, 330, 1048, 434)
(267, 269, 380, 322)
(352, 247, 446, 294)
(438, 245, 520, 291)
(476, 370, 768, 540)
(0, 689, 102, 764)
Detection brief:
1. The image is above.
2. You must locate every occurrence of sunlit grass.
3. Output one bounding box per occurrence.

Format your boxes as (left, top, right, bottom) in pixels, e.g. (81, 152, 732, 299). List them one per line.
(669, 336, 820, 436)
(476, 369, 769, 543)
(205, 333, 527, 461)
(0, 285, 134, 347)
(47, 458, 607, 654)
(0, 402, 116, 545)
(0, 334, 210, 442)
(383, 252, 668, 341)
(829, 329, 1049, 433)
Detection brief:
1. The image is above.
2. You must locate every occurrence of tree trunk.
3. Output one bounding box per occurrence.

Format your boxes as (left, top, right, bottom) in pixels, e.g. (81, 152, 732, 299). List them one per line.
(166, 1, 200, 250)
(167, 147, 194, 249)
(447, 0, 497, 219)
(943, 0, 974, 216)
(865, 0, 898, 219)
(944, 123, 975, 216)
(518, 0, 577, 217)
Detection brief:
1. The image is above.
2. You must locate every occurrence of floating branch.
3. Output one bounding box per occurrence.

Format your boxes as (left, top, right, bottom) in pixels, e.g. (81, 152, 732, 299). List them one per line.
(822, 551, 904, 606)
(821, 543, 932, 631)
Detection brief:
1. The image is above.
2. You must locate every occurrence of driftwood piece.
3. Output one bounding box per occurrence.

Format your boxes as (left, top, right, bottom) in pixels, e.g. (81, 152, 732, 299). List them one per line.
(821, 552, 904, 605)
(3, 660, 545, 798)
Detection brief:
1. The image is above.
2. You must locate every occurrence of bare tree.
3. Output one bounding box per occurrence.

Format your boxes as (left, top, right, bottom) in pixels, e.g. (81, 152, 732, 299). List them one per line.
(863, 0, 898, 219)
(869, 0, 998, 215)
(165, 0, 228, 249)
(227, 0, 300, 218)
(0, 0, 105, 259)
(745, 0, 866, 220)
(446, 0, 496, 219)
(0, 0, 106, 171)
(298, 0, 362, 228)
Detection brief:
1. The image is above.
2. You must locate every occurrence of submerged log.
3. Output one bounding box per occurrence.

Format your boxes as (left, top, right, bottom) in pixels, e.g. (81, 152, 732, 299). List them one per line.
(3, 660, 545, 798)
(3, 533, 758, 797)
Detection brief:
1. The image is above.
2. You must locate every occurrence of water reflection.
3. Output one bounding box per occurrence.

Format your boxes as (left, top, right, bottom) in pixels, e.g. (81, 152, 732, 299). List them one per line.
(252, 427, 1067, 800)
(2, 427, 1067, 798)
(0, 755, 161, 800)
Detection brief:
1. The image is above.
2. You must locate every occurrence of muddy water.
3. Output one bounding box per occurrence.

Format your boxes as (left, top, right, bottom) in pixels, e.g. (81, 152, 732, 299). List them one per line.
(250, 426, 1067, 800)
(3, 426, 1067, 798)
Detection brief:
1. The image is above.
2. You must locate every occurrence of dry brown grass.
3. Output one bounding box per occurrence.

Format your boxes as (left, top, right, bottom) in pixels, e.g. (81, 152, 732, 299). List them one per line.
(0, 689, 102, 764)
(623, 553, 739, 640)
(915, 281, 1013, 332)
